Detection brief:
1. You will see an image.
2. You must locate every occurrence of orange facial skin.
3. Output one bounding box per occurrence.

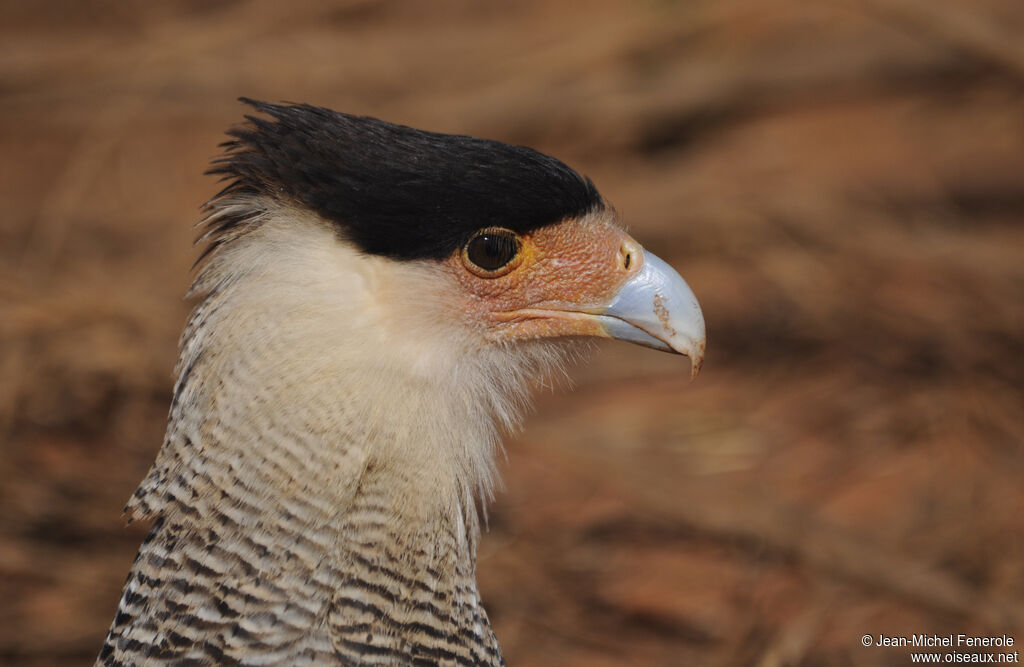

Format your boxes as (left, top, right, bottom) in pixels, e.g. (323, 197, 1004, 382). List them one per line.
(444, 213, 644, 343)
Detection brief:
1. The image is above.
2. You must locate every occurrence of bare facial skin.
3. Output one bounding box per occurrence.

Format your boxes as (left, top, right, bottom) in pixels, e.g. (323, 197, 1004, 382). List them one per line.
(445, 214, 643, 342)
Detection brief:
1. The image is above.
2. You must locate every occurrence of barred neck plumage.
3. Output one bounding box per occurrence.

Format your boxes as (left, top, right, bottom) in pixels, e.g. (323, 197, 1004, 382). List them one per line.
(98, 204, 571, 665)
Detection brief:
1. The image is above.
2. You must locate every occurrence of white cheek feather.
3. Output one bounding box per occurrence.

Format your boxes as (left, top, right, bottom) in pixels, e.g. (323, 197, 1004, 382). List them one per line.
(141, 202, 573, 528)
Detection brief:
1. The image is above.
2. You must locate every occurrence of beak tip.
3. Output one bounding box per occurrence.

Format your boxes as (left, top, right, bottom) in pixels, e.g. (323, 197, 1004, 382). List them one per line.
(690, 352, 704, 381)
(686, 342, 705, 381)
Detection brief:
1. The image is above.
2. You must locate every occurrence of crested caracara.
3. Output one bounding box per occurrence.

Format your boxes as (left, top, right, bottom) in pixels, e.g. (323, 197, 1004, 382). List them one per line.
(98, 99, 705, 666)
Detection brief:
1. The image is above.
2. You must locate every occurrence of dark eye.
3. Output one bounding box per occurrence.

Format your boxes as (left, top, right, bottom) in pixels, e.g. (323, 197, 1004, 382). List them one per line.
(463, 228, 522, 276)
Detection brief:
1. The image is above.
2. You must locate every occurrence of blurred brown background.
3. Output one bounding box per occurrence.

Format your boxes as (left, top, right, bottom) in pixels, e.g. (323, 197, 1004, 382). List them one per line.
(2, 1, 1023, 665)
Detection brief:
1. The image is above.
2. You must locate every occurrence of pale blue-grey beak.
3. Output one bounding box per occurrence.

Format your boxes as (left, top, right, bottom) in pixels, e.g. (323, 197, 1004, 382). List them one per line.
(597, 250, 706, 379)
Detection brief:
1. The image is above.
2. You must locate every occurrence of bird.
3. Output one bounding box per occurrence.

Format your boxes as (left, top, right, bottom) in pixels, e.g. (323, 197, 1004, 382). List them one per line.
(97, 99, 706, 666)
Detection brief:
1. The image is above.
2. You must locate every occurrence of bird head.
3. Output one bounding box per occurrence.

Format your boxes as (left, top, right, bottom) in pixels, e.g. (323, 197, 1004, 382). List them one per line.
(174, 100, 706, 510)
(201, 100, 704, 372)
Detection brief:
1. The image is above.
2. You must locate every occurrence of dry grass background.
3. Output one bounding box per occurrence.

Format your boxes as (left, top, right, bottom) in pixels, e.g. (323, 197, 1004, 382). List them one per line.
(1, 1, 1023, 665)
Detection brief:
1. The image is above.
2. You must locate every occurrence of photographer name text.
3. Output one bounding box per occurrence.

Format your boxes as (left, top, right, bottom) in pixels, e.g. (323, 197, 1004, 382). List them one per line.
(871, 635, 1015, 648)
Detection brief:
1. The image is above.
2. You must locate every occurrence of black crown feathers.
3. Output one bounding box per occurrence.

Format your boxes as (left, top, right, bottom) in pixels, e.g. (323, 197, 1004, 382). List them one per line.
(206, 99, 605, 261)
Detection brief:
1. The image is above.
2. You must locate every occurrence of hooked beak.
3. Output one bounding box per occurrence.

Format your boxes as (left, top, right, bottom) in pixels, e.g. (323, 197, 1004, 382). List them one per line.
(596, 250, 706, 379)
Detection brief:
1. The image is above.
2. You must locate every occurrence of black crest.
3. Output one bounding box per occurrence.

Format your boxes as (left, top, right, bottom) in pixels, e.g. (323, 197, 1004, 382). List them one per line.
(207, 99, 605, 260)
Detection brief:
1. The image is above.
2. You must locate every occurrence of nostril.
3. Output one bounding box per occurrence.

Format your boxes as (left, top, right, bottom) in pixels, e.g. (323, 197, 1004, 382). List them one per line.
(619, 241, 641, 272)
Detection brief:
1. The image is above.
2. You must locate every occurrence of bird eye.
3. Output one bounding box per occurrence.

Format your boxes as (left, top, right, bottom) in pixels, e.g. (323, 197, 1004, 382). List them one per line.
(462, 228, 522, 277)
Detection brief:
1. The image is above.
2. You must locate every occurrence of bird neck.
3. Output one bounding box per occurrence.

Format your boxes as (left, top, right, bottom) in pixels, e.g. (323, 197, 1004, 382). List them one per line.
(119, 419, 504, 663)
(115, 213, 530, 662)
